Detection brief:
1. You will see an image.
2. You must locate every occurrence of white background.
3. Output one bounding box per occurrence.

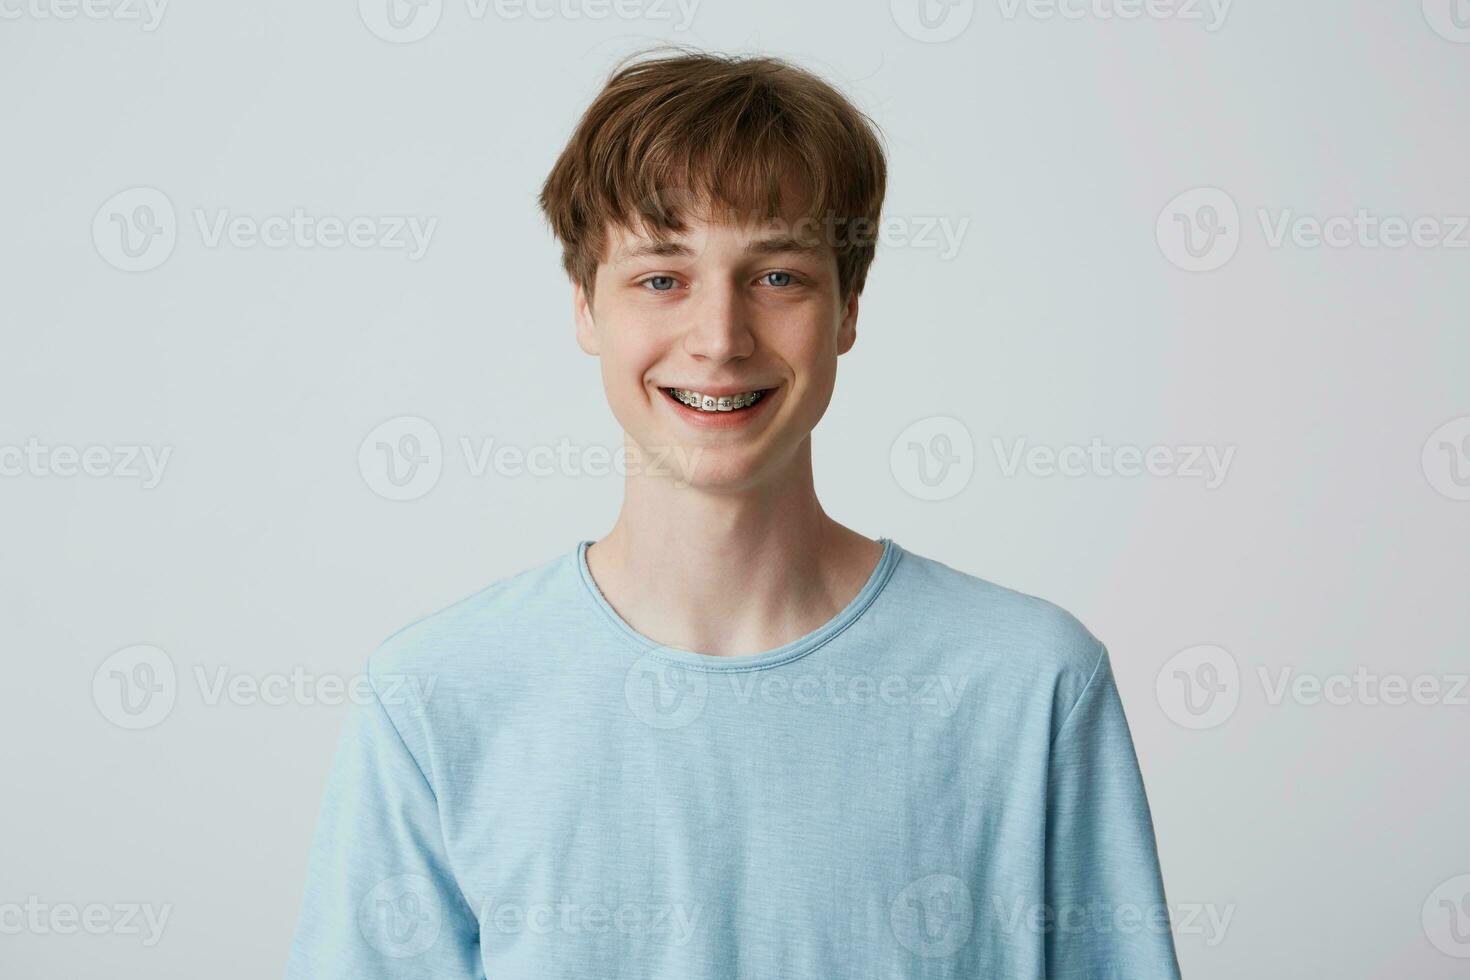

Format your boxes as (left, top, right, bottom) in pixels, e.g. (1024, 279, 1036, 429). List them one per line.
(2, 1, 1468, 977)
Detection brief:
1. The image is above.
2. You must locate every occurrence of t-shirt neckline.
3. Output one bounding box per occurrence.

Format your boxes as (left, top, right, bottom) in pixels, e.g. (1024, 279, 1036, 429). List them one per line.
(574, 536, 902, 672)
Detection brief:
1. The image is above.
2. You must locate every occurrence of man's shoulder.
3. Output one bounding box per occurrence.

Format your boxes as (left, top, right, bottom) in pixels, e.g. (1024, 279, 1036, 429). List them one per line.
(366, 545, 578, 680)
(890, 543, 1105, 681)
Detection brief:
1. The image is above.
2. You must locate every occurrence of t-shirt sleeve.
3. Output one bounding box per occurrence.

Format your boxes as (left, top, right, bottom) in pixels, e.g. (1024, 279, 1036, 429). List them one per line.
(1044, 643, 1182, 980)
(284, 663, 483, 979)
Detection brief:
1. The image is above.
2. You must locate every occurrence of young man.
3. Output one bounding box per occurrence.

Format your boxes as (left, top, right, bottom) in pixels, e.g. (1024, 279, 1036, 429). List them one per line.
(286, 50, 1182, 979)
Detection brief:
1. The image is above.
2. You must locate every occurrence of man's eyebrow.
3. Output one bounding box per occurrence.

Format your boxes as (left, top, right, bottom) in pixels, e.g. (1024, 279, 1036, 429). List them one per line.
(614, 240, 698, 263)
(612, 235, 827, 263)
(745, 236, 826, 257)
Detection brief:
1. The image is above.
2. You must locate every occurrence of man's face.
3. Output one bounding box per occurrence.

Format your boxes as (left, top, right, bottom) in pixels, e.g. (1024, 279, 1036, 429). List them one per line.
(574, 200, 859, 491)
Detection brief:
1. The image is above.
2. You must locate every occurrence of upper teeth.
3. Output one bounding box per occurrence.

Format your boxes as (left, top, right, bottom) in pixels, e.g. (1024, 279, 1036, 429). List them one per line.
(670, 388, 766, 412)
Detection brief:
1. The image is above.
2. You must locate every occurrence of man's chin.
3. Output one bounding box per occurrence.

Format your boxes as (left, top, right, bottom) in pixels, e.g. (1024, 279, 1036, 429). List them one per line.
(625, 437, 776, 492)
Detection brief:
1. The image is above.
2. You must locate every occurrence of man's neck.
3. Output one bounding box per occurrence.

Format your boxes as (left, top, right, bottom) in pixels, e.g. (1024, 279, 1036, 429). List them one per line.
(585, 442, 884, 658)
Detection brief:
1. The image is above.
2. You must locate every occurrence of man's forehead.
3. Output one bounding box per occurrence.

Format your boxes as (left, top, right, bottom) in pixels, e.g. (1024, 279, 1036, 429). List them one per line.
(607, 213, 831, 264)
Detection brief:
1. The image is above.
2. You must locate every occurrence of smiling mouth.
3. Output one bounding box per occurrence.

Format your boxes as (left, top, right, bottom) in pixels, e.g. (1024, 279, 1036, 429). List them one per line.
(661, 387, 774, 413)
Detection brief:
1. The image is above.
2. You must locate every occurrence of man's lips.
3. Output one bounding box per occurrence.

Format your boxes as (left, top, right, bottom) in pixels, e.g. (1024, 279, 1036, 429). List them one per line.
(655, 383, 777, 398)
(656, 383, 780, 424)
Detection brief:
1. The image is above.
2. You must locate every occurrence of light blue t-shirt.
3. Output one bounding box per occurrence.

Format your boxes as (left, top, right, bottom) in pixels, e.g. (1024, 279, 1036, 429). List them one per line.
(285, 538, 1181, 979)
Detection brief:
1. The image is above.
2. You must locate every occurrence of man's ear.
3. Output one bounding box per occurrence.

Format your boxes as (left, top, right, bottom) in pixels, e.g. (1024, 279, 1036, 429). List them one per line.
(573, 279, 600, 355)
(836, 287, 860, 355)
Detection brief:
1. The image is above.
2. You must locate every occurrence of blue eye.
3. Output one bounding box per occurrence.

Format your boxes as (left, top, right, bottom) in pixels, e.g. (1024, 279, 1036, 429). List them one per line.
(763, 271, 794, 287)
(643, 276, 677, 291)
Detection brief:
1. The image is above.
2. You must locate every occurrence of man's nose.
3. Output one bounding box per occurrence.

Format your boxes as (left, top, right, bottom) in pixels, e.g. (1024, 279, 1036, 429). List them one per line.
(681, 280, 755, 362)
